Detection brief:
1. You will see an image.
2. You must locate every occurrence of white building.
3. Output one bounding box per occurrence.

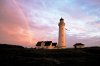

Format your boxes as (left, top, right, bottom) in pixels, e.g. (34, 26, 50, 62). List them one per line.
(36, 41, 57, 49)
(73, 43, 85, 48)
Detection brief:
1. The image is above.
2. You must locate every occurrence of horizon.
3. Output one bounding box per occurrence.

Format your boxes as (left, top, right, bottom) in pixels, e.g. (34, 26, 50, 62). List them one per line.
(0, 0, 100, 48)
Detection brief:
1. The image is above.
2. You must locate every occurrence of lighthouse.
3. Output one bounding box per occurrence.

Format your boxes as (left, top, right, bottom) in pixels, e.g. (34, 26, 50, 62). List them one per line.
(58, 18, 66, 48)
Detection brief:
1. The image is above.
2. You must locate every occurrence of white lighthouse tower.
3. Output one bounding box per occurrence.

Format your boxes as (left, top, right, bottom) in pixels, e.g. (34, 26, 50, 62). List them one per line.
(58, 18, 66, 49)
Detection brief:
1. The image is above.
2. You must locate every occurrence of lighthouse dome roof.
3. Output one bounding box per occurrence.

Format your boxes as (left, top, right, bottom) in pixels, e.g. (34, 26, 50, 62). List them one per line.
(60, 17, 64, 21)
(59, 18, 65, 26)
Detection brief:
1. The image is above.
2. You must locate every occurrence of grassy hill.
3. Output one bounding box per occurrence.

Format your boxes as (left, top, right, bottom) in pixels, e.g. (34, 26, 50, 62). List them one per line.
(0, 44, 100, 66)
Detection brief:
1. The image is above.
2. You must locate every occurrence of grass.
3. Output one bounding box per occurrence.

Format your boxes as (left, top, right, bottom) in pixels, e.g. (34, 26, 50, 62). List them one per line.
(0, 44, 100, 66)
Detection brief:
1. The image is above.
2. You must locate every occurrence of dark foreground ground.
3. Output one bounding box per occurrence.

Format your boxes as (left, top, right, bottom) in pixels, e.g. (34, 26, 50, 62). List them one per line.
(0, 44, 100, 66)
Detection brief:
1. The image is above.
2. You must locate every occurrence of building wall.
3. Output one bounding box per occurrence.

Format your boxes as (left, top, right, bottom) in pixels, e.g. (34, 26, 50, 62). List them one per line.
(48, 43, 54, 49)
(75, 45, 84, 48)
(41, 42, 45, 48)
(44, 43, 54, 49)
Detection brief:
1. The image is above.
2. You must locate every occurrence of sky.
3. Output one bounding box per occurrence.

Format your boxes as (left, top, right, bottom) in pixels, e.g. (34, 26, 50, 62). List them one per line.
(0, 0, 100, 48)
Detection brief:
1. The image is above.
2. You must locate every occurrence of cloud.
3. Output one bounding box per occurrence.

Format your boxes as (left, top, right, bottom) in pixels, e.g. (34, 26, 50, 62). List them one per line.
(89, 20, 100, 28)
(0, 0, 100, 48)
(0, 0, 34, 47)
(67, 35, 100, 47)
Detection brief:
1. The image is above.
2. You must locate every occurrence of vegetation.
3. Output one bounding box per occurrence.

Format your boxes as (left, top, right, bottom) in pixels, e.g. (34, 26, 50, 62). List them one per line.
(0, 44, 100, 66)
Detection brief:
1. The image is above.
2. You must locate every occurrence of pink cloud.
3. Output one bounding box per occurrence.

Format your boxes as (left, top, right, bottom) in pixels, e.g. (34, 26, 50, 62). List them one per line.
(0, 0, 36, 47)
